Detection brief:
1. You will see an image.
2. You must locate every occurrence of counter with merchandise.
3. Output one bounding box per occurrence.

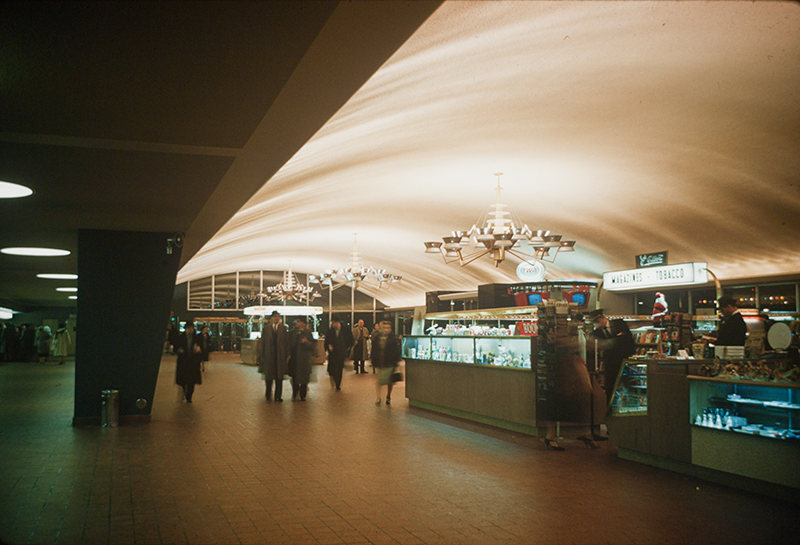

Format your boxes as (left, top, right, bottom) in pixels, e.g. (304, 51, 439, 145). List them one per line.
(403, 305, 542, 434)
(607, 356, 800, 501)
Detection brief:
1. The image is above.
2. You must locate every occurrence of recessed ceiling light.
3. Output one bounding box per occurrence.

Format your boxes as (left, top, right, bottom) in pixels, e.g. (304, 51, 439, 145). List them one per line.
(37, 273, 79, 280)
(0, 181, 34, 199)
(1, 247, 70, 257)
(68, 296, 78, 300)
(56, 287, 78, 292)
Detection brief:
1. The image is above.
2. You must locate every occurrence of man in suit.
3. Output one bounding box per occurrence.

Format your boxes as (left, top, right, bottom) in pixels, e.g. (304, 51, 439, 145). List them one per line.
(258, 311, 290, 402)
(351, 319, 370, 374)
(325, 316, 352, 391)
(586, 309, 635, 411)
(706, 295, 748, 346)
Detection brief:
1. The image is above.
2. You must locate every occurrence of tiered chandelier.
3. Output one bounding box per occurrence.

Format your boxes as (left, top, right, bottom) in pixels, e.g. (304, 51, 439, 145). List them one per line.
(311, 234, 401, 291)
(424, 173, 576, 267)
(259, 266, 320, 303)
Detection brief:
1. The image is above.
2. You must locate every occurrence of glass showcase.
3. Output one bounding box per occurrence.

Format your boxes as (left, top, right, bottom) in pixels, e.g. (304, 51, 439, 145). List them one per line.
(402, 335, 533, 369)
(610, 361, 648, 415)
(690, 377, 800, 441)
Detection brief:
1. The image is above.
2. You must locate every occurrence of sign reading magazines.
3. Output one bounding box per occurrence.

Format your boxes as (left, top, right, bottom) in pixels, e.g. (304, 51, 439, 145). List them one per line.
(636, 250, 668, 268)
(603, 262, 708, 291)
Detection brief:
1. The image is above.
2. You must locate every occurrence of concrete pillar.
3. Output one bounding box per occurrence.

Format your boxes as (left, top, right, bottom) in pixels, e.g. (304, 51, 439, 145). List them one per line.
(73, 230, 182, 425)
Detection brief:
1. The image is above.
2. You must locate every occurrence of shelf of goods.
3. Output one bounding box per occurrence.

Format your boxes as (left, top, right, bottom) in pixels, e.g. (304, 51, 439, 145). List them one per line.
(610, 361, 649, 416)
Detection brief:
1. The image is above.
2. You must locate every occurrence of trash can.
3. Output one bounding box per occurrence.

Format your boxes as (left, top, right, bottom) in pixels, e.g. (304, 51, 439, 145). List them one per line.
(101, 389, 119, 427)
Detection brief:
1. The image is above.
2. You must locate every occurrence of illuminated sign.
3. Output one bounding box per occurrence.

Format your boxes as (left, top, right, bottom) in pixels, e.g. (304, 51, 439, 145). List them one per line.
(516, 261, 546, 282)
(243, 306, 323, 316)
(603, 262, 708, 291)
(636, 251, 668, 268)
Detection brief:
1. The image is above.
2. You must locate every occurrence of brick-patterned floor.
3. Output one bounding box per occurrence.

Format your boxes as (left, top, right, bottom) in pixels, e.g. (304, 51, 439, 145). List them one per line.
(1, 354, 798, 545)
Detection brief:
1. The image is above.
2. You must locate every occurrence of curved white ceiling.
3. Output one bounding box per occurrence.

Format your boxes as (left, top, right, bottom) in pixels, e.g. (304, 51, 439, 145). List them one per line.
(178, 1, 800, 308)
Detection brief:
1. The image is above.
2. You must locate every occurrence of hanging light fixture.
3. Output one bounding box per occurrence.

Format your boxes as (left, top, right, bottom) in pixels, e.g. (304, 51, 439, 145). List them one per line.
(424, 173, 575, 268)
(311, 233, 401, 291)
(258, 264, 320, 303)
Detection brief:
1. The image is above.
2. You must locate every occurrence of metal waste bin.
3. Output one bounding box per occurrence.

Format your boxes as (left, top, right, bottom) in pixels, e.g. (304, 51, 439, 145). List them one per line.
(101, 389, 119, 427)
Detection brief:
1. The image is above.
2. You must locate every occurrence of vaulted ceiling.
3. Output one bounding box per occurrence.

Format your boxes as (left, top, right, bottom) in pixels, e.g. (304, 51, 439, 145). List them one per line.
(2, 1, 798, 312)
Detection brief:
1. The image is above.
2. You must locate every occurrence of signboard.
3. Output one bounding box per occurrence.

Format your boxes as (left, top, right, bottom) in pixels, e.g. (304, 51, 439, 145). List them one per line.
(516, 320, 538, 336)
(603, 262, 708, 291)
(636, 251, 668, 268)
(243, 305, 323, 316)
(516, 261, 546, 282)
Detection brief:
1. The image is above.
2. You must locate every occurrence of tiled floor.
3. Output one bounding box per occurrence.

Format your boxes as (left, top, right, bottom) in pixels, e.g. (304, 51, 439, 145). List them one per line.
(1, 354, 798, 545)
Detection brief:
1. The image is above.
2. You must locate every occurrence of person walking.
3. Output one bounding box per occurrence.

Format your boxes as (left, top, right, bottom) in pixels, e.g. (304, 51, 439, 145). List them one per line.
(258, 311, 289, 402)
(175, 322, 202, 403)
(197, 325, 211, 372)
(290, 317, 315, 401)
(351, 319, 370, 374)
(325, 316, 352, 391)
(35, 325, 51, 364)
(50, 323, 72, 365)
(372, 320, 401, 405)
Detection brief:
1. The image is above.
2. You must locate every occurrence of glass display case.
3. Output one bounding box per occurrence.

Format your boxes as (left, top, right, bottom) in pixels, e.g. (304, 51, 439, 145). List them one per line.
(610, 361, 648, 415)
(402, 335, 533, 369)
(690, 377, 800, 442)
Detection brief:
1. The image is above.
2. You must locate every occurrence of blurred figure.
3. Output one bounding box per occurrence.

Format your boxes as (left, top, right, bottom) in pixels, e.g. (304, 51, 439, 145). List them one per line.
(35, 325, 51, 364)
(20, 324, 35, 362)
(259, 311, 289, 402)
(586, 309, 635, 411)
(351, 319, 370, 374)
(290, 317, 314, 401)
(51, 323, 72, 365)
(369, 323, 380, 373)
(198, 325, 211, 372)
(372, 320, 401, 405)
(325, 316, 352, 391)
(175, 322, 202, 403)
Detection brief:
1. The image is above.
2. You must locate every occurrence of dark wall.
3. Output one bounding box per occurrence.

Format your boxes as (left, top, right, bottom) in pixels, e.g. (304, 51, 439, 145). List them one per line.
(74, 230, 182, 424)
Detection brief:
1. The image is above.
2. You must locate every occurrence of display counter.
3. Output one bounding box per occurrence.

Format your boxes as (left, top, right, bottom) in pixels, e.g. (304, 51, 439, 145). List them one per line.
(607, 357, 800, 501)
(403, 300, 598, 436)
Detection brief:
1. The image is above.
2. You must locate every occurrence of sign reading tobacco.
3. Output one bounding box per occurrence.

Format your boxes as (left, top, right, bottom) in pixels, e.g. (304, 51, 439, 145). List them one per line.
(603, 262, 709, 291)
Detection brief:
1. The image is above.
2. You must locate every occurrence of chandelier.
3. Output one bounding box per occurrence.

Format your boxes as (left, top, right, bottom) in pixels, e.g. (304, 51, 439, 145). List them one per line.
(424, 173, 575, 267)
(258, 266, 320, 303)
(311, 234, 401, 291)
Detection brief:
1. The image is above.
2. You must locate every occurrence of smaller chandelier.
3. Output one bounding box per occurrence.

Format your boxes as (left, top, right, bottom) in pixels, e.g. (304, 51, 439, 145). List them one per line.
(424, 173, 575, 268)
(311, 234, 401, 291)
(258, 266, 320, 303)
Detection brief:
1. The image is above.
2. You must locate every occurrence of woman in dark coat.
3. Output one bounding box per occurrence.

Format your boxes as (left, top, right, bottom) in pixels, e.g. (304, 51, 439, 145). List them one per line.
(175, 322, 202, 402)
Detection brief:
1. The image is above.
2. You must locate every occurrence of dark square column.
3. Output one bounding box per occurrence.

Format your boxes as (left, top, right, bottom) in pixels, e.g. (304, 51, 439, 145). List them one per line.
(73, 230, 182, 425)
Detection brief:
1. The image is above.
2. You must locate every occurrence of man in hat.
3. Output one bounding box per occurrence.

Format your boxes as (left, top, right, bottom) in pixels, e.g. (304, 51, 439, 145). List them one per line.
(175, 322, 202, 403)
(325, 316, 352, 391)
(258, 311, 290, 402)
(586, 309, 635, 411)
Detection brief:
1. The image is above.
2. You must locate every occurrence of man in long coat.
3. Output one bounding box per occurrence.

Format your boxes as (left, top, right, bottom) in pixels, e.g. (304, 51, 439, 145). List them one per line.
(325, 316, 352, 391)
(259, 311, 290, 402)
(586, 309, 635, 410)
(175, 322, 202, 403)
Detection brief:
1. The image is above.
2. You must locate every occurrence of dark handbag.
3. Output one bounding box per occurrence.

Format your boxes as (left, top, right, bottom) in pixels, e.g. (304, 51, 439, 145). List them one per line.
(390, 371, 403, 384)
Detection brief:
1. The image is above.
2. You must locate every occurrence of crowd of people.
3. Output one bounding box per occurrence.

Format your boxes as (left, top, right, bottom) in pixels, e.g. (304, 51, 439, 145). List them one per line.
(170, 313, 403, 406)
(0, 321, 72, 364)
